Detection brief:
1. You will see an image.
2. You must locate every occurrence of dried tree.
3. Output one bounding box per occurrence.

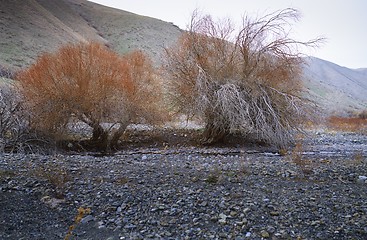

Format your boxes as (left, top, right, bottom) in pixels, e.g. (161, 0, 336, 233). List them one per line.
(164, 9, 321, 147)
(17, 42, 164, 150)
(0, 85, 28, 151)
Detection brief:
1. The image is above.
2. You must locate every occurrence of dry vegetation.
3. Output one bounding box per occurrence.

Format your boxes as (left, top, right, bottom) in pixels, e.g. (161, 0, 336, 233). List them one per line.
(0, 9, 338, 153)
(0, 85, 29, 151)
(327, 114, 367, 133)
(164, 9, 322, 148)
(16, 42, 164, 151)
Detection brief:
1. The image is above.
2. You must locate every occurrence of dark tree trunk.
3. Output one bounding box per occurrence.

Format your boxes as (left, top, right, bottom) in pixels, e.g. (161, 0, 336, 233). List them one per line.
(202, 116, 230, 145)
(108, 122, 128, 150)
(90, 124, 109, 151)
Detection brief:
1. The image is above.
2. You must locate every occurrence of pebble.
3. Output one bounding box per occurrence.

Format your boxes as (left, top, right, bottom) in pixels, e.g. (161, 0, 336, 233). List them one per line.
(357, 176, 367, 184)
(260, 230, 270, 238)
(81, 215, 94, 224)
(218, 213, 227, 224)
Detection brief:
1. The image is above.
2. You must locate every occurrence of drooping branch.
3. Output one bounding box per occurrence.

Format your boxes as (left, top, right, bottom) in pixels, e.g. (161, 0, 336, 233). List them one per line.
(164, 8, 322, 147)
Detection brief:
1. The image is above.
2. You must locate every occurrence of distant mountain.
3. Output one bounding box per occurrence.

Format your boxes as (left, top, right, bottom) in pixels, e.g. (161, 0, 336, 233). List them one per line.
(302, 57, 367, 115)
(0, 0, 181, 70)
(0, 0, 365, 115)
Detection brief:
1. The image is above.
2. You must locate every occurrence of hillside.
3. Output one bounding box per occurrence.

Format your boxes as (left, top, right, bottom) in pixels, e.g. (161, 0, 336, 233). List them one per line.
(0, 0, 366, 115)
(302, 57, 367, 115)
(0, 0, 181, 70)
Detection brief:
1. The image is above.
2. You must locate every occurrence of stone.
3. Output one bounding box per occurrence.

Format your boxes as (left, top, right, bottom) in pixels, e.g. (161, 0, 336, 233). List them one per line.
(230, 211, 237, 217)
(243, 208, 251, 214)
(218, 213, 227, 224)
(270, 211, 280, 216)
(260, 230, 270, 238)
(81, 215, 94, 224)
(357, 176, 367, 184)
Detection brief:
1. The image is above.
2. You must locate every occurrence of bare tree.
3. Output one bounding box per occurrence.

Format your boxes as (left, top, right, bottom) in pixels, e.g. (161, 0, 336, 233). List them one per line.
(0, 65, 15, 79)
(0, 84, 28, 151)
(164, 9, 322, 147)
(17, 42, 164, 150)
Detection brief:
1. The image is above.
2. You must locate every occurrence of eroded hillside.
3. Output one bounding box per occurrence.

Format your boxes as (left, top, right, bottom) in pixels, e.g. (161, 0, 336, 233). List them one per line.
(0, 0, 181, 70)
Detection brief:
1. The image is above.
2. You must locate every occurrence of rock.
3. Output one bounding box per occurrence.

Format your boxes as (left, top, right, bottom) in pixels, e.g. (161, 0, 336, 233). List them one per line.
(270, 211, 280, 216)
(260, 230, 270, 238)
(218, 213, 227, 224)
(267, 226, 276, 233)
(124, 224, 136, 230)
(243, 208, 251, 214)
(81, 215, 94, 224)
(357, 176, 367, 184)
(230, 211, 237, 217)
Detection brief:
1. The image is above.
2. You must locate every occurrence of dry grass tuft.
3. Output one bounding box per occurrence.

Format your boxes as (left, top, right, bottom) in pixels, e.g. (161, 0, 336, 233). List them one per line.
(327, 116, 367, 133)
(290, 140, 314, 175)
(64, 207, 91, 240)
(29, 160, 72, 199)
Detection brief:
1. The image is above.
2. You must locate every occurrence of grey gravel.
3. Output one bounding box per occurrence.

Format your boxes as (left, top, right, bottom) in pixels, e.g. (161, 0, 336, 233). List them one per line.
(0, 131, 366, 239)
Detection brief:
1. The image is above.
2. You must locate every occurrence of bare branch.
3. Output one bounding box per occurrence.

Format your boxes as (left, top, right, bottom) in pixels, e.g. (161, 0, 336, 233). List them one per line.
(164, 8, 321, 147)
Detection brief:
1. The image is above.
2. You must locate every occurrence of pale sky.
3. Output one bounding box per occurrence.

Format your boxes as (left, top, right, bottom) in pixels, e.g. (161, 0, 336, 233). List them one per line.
(89, 0, 367, 69)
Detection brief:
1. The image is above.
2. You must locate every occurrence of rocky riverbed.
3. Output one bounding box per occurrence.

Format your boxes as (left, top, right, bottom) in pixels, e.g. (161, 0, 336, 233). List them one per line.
(1, 130, 366, 240)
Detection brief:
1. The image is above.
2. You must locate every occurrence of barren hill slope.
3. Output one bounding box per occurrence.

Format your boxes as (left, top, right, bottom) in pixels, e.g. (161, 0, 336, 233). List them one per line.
(303, 57, 367, 114)
(0, 0, 181, 70)
(67, 0, 182, 63)
(0, 0, 97, 69)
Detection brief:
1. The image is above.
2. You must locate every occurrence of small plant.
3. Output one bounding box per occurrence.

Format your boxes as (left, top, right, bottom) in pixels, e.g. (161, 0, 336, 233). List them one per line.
(205, 173, 220, 184)
(64, 207, 91, 240)
(358, 110, 367, 119)
(30, 160, 71, 199)
(278, 148, 288, 156)
(0, 169, 16, 181)
(204, 167, 222, 184)
(352, 151, 364, 165)
(290, 140, 313, 175)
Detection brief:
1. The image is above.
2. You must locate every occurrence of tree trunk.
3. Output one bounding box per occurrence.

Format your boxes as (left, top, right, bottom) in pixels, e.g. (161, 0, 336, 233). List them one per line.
(202, 116, 229, 145)
(88, 121, 129, 152)
(90, 124, 108, 150)
(108, 122, 129, 150)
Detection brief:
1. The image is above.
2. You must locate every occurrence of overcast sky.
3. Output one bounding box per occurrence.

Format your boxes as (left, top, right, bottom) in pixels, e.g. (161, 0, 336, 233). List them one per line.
(89, 0, 367, 69)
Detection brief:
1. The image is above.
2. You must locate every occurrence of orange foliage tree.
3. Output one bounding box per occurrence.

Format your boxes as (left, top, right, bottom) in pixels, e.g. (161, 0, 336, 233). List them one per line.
(17, 42, 163, 150)
(164, 9, 322, 147)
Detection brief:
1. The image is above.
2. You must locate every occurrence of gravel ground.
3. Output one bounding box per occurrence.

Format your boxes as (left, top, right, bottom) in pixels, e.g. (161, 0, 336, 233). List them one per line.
(0, 130, 366, 240)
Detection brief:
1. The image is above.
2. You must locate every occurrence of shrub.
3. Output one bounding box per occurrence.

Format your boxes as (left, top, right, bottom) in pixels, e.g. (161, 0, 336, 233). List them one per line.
(358, 110, 367, 119)
(0, 84, 29, 151)
(327, 116, 367, 133)
(164, 9, 321, 147)
(0, 65, 15, 79)
(17, 42, 164, 150)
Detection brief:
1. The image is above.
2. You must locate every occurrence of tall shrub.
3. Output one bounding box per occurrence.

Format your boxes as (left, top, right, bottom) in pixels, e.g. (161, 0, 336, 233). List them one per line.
(164, 9, 321, 147)
(17, 42, 163, 150)
(0, 85, 28, 151)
